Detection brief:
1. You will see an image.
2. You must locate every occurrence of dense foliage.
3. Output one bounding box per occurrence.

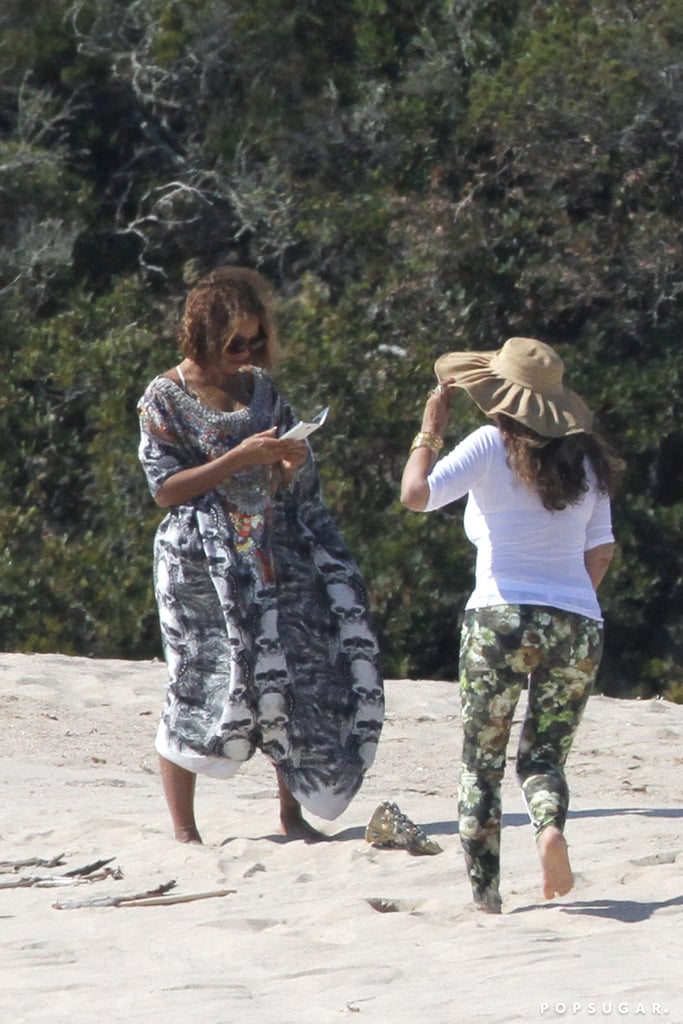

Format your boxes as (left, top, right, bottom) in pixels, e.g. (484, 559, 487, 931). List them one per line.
(1, 0, 681, 699)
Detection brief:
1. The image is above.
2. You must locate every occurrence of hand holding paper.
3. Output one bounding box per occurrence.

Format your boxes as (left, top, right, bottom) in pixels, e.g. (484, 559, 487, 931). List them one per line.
(280, 406, 329, 440)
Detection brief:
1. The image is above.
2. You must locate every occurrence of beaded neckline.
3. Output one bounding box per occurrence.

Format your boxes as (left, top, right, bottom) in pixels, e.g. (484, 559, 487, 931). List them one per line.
(155, 368, 264, 423)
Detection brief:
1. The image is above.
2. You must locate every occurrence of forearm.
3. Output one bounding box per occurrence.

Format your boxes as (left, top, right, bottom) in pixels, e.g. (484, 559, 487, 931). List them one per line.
(584, 542, 615, 590)
(155, 446, 254, 507)
(400, 447, 438, 511)
(154, 428, 308, 507)
(400, 385, 451, 511)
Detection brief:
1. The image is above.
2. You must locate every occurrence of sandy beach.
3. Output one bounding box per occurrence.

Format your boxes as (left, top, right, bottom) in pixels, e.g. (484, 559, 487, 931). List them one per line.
(1, 651, 681, 1024)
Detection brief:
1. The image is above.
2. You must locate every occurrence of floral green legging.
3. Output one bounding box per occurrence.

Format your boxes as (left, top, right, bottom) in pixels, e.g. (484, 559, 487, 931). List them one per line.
(458, 604, 603, 910)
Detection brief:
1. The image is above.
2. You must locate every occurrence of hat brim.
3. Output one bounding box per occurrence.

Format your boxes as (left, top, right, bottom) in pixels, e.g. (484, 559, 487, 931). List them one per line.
(434, 350, 594, 437)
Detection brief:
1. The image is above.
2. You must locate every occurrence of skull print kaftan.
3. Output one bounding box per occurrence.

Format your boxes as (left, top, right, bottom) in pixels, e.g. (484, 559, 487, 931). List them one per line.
(137, 368, 384, 820)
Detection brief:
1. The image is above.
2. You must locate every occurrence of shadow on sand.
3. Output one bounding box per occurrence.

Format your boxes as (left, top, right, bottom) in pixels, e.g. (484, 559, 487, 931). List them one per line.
(330, 805, 683, 842)
(510, 893, 683, 923)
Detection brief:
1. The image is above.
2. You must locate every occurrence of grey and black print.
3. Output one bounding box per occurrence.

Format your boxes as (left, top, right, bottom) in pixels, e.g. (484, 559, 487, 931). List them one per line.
(458, 604, 603, 910)
(138, 367, 384, 821)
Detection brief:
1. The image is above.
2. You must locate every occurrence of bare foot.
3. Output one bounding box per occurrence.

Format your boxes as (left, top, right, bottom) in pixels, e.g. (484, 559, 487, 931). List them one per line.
(474, 898, 502, 915)
(279, 809, 328, 843)
(276, 768, 328, 843)
(174, 826, 203, 845)
(538, 826, 573, 899)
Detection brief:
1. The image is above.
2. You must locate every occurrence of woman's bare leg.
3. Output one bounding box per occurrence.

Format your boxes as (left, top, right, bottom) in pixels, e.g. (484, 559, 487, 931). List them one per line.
(537, 825, 574, 899)
(158, 755, 203, 844)
(276, 769, 327, 842)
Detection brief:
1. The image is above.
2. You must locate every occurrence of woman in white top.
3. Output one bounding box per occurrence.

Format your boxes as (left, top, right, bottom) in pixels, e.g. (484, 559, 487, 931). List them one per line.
(401, 337, 619, 913)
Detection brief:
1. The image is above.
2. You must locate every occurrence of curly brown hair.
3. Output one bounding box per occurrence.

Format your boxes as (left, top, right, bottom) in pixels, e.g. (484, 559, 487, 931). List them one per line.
(494, 413, 623, 512)
(178, 266, 279, 369)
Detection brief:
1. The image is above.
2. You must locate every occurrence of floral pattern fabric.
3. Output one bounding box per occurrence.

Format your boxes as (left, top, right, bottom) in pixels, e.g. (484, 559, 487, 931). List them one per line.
(137, 369, 384, 821)
(458, 604, 603, 910)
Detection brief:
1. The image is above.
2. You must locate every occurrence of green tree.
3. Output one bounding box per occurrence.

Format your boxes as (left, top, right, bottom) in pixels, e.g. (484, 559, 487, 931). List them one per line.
(1, 0, 681, 699)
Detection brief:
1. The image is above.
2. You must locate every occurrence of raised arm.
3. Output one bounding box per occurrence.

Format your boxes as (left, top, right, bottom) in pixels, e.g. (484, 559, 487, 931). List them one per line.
(400, 381, 453, 511)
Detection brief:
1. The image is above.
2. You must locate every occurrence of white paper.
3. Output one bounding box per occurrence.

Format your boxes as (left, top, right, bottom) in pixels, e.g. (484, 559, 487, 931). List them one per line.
(280, 406, 329, 440)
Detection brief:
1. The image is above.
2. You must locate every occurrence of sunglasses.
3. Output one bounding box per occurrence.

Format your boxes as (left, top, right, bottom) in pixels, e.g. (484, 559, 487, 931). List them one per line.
(225, 330, 267, 355)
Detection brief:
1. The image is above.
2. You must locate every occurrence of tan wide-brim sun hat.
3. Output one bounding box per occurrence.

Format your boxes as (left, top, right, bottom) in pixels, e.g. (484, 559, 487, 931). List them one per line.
(434, 336, 594, 438)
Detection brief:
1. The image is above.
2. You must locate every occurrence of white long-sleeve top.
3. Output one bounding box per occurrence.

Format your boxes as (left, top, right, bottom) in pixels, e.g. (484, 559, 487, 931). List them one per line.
(424, 425, 614, 621)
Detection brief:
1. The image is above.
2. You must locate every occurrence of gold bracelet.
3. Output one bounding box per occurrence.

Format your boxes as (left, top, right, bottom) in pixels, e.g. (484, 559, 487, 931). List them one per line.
(409, 430, 444, 454)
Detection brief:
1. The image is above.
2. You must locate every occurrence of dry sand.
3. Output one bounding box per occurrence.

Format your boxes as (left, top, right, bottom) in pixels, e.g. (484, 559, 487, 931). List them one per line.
(1, 652, 681, 1024)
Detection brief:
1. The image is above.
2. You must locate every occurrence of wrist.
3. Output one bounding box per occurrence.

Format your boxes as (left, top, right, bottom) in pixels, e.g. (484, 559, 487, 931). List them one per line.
(221, 443, 249, 473)
(410, 430, 444, 455)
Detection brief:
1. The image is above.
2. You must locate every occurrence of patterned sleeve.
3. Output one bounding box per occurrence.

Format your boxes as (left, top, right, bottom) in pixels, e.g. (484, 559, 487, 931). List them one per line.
(271, 382, 298, 436)
(137, 379, 191, 498)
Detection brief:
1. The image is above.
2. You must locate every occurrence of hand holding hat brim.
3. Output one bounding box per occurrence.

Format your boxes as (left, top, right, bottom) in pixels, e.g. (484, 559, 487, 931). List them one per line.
(433, 338, 594, 438)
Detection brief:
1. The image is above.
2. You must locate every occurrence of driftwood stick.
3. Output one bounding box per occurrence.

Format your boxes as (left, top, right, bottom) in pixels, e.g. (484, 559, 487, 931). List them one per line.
(0, 875, 81, 890)
(53, 880, 178, 910)
(0, 855, 66, 874)
(0, 866, 122, 890)
(70, 867, 123, 883)
(63, 857, 117, 878)
(0, 877, 38, 890)
(36, 867, 123, 888)
(121, 888, 236, 908)
(53, 883, 236, 910)
(33, 877, 97, 889)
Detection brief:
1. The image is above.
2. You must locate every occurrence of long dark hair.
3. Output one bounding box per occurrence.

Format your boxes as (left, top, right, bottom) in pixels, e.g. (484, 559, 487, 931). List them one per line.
(494, 414, 623, 512)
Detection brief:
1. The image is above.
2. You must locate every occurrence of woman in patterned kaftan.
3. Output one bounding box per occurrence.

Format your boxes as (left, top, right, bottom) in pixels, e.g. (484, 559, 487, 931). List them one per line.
(137, 267, 383, 843)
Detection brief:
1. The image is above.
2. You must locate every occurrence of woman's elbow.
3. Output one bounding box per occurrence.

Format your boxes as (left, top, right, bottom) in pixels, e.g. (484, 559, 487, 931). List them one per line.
(400, 482, 429, 512)
(154, 485, 173, 508)
(584, 542, 615, 588)
(587, 541, 615, 567)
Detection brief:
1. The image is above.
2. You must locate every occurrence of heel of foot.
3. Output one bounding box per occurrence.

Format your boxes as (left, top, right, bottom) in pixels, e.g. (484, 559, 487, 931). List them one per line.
(474, 896, 502, 915)
(538, 828, 573, 900)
